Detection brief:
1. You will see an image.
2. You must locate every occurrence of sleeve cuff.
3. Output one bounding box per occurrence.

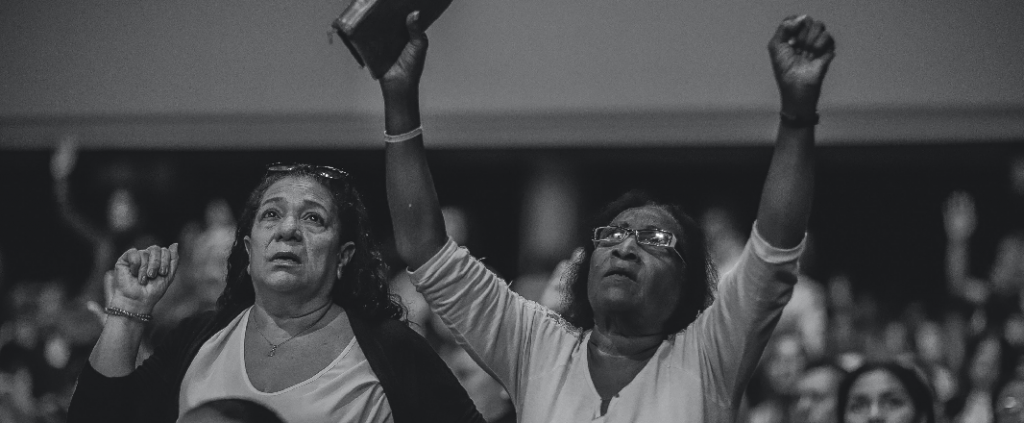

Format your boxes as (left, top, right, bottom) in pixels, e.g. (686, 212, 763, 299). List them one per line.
(750, 221, 805, 264)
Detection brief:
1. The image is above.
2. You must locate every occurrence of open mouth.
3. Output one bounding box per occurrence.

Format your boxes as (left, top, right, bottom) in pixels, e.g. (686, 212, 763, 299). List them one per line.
(270, 252, 301, 264)
(604, 268, 635, 281)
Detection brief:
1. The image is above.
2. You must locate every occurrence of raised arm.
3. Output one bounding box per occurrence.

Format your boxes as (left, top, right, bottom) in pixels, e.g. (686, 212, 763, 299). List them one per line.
(379, 13, 447, 270)
(52, 137, 105, 244)
(757, 15, 835, 248)
(373, 16, 578, 401)
(693, 17, 836, 410)
(88, 245, 179, 376)
(943, 191, 985, 303)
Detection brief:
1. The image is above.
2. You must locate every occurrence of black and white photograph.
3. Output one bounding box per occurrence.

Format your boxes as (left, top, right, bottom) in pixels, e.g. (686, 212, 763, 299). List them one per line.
(1, 1, 1023, 422)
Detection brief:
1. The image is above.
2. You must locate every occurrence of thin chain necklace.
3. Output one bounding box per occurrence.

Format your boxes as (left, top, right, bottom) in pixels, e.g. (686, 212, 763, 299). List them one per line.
(253, 302, 333, 357)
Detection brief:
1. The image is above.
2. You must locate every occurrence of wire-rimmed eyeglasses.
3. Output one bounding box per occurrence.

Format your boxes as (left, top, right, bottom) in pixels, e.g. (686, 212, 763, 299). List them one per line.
(592, 226, 683, 260)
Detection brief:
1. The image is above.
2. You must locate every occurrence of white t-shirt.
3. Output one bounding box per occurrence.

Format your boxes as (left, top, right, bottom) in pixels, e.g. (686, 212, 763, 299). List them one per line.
(409, 223, 802, 422)
(178, 307, 392, 423)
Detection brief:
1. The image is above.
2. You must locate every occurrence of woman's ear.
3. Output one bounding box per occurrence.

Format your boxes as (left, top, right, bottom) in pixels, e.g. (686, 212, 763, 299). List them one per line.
(336, 241, 356, 279)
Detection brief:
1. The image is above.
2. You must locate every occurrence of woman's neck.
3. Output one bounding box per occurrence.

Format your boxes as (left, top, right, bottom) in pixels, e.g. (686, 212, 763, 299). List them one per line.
(252, 296, 337, 335)
(590, 317, 665, 360)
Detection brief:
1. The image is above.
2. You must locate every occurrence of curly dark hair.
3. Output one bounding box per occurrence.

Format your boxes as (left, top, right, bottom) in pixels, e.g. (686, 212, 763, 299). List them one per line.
(216, 166, 404, 323)
(561, 190, 717, 334)
(837, 362, 936, 423)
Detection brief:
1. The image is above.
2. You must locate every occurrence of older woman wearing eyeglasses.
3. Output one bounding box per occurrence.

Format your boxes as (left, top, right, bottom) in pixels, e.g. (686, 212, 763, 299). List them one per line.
(380, 13, 834, 422)
(68, 164, 484, 423)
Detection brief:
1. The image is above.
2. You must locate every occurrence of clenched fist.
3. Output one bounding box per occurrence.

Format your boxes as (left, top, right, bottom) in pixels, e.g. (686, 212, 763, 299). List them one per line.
(768, 15, 836, 119)
(108, 244, 180, 315)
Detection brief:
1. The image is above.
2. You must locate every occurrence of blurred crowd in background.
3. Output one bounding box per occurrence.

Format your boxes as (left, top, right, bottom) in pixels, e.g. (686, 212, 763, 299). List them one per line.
(1, 139, 1023, 423)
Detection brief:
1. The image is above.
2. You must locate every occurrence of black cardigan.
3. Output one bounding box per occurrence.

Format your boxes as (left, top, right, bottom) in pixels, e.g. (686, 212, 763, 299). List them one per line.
(67, 305, 484, 423)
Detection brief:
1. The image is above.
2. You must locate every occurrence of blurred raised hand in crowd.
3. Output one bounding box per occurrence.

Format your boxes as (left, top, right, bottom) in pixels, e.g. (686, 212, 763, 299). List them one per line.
(51, 136, 160, 304)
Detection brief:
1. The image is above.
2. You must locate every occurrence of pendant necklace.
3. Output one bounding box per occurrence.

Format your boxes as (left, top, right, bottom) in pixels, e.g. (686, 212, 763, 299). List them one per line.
(254, 302, 333, 357)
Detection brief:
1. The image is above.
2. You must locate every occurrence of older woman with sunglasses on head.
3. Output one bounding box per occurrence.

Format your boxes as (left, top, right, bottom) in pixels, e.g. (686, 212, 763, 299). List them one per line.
(381, 12, 834, 422)
(68, 164, 484, 423)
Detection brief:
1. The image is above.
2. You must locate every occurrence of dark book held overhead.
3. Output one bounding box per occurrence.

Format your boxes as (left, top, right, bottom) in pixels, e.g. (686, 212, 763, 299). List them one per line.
(332, 0, 453, 79)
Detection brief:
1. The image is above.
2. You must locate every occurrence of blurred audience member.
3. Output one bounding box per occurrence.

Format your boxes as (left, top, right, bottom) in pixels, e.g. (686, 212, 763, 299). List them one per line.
(704, 208, 829, 360)
(947, 333, 1016, 423)
(746, 331, 809, 423)
(991, 233, 1024, 299)
(838, 362, 936, 423)
(154, 198, 236, 329)
(912, 320, 958, 405)
(944, 191, 987, 306)
(792, 361, 848, 423)
(995, 376, 1024, 423)
(0, 347, 37, 423)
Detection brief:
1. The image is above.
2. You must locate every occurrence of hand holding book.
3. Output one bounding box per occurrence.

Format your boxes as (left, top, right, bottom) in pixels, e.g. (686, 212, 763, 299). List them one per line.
(377, 12, 426, 139)
(379, 12, 428, 95)
(332, 0, 451, 80)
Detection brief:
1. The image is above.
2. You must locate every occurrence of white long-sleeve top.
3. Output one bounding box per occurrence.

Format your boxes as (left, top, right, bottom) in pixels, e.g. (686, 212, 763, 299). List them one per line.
(409, 224, 803, 422)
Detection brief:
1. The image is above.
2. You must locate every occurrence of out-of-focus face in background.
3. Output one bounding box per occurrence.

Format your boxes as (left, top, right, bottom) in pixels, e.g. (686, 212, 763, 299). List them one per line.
(843, 370, 922, 423)
(793, 366, 845, 423)
(766, 333, 808, 397)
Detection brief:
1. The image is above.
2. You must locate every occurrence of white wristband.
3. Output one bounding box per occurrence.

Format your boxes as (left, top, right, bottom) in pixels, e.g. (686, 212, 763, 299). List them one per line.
(384, 126, 423, 143)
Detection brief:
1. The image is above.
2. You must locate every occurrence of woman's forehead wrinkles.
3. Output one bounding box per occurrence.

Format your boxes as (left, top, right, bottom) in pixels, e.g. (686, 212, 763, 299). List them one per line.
(262, 177, 335, 210)
(259, 196, 331, 209)
(613, 207, 681, 233)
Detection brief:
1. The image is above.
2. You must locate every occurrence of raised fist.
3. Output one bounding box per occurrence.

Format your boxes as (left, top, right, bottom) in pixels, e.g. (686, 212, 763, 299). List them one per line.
(108, 244, 180, 315)
(768, 15, 836, 118)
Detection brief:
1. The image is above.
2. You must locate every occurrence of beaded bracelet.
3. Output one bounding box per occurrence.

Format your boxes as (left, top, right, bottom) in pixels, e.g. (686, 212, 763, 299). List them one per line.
(104, 306, 153, 323)
(384, 126, 423, 143)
